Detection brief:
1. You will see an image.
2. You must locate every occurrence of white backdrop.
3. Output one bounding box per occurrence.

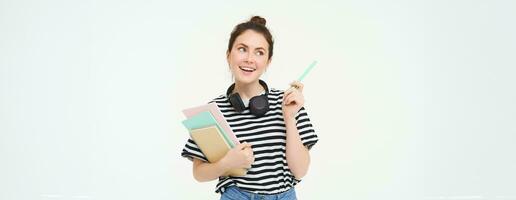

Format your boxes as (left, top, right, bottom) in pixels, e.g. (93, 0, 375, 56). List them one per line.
(1, 0, 515, 199)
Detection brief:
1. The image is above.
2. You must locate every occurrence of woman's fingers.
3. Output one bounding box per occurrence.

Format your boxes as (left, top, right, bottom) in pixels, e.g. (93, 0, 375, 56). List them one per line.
(283, 88, 294, 100)
(284, 89, 304, 105)
(246, 148, 254, 157)
(283, 80, 305, 104)
(239, 142, 253, 156)
(236, 142, 246, 149)
(289, 81, 304, 92)
(244, 148, 254, 167)
(237, 142, 252, 150)
(285, 96, 294, 105)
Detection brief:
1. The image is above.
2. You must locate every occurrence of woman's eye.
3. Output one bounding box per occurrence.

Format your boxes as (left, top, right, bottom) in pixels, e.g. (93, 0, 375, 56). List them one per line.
(256, 51, 264, 56)
(238, 47, 246, 52)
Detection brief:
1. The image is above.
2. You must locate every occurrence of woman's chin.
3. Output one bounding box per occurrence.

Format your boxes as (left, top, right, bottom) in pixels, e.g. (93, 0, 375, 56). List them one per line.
(235, 76, 259, 84)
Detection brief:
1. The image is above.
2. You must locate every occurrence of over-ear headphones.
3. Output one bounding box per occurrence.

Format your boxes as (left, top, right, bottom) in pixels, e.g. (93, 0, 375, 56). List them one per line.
(226, 79, 270, 116)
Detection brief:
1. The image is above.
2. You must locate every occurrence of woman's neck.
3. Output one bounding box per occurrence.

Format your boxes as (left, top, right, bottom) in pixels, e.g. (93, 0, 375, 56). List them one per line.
(233, 80, 264, 100)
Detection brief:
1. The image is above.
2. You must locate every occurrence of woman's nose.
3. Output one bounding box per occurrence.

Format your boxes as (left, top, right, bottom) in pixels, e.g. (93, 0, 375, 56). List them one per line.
(244, 52, 255, 63)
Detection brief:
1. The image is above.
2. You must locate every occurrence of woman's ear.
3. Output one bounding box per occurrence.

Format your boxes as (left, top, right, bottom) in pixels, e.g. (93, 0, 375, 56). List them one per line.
(264, 57, 271, 72)
(226, 51, 230, 65)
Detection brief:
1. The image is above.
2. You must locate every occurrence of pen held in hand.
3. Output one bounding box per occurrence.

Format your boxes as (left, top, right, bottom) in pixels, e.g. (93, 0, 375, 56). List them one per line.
(288, 60, 317, 90)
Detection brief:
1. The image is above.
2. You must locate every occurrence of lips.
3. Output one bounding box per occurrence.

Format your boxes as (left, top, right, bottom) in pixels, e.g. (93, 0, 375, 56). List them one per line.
(239, 66, 256, 73)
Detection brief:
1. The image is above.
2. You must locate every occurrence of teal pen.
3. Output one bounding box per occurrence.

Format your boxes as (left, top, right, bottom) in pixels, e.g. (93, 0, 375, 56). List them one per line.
(289, 61, 317, 90)
(298, 61, 317, 82)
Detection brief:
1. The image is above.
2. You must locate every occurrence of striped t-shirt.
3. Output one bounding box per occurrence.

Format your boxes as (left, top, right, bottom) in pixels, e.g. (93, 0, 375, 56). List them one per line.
(181, 88, 319, 194)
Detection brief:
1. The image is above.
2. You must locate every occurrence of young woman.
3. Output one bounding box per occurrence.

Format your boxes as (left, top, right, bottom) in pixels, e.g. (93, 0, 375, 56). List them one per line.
(181, 16, 318, 200)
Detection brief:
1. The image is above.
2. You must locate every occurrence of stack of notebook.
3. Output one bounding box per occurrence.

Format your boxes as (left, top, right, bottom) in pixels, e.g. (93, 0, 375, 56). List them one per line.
(182, 103, 247, 177)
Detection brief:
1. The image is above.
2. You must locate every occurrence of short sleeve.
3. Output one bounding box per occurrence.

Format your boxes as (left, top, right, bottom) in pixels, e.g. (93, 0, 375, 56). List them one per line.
(295, 107, 319, 150)
(181, 138, 209, 162)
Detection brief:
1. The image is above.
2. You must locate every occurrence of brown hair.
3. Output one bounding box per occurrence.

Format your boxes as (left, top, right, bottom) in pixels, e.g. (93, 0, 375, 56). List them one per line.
(227, 16, 274, 60)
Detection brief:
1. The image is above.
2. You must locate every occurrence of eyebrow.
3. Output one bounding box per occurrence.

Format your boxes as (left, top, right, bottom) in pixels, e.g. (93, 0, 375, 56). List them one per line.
(236, 43, 266, 52)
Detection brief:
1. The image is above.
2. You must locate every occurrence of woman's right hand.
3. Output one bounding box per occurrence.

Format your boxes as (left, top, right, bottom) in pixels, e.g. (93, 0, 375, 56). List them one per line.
(219, 142, 254, 170)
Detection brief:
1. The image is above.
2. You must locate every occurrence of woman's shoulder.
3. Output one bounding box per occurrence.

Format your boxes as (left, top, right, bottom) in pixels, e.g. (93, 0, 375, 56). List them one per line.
(208, 94, 228, 104)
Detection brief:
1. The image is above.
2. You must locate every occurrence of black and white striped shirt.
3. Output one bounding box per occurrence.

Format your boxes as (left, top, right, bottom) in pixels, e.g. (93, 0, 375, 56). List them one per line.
(181, 89, 318, 194)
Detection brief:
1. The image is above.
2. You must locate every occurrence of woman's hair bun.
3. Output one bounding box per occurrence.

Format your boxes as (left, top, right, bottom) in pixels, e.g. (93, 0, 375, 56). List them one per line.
(249, 16, 266, 26)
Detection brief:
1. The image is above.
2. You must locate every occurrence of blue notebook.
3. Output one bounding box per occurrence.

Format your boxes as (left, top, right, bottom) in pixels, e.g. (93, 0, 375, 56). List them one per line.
(182, 111, 236, 148)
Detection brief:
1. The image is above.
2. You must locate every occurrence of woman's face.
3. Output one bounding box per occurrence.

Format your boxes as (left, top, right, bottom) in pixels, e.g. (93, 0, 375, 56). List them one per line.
(227, 30, 270, 85)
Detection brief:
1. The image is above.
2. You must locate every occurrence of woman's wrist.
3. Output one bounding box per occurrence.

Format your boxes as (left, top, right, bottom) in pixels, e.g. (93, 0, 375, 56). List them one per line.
(283, 115, 296, 125)
(216, 157, 231, 173)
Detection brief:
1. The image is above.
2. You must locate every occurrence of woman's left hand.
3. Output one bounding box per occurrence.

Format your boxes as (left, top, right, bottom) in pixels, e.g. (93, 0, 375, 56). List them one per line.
(282, 81, 305, 120)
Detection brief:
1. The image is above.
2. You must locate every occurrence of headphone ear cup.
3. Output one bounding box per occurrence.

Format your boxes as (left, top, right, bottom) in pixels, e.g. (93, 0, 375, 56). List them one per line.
(229, 93, 246, 113)
(249, 95, 269, 116)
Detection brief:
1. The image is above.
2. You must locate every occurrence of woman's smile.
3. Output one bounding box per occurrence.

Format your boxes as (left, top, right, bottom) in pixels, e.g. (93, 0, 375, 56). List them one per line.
(239, 66, 256, 75)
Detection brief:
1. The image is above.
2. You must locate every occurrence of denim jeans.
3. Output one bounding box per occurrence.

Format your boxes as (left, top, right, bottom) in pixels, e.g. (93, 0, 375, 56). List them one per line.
(220, 186, 297, 200)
